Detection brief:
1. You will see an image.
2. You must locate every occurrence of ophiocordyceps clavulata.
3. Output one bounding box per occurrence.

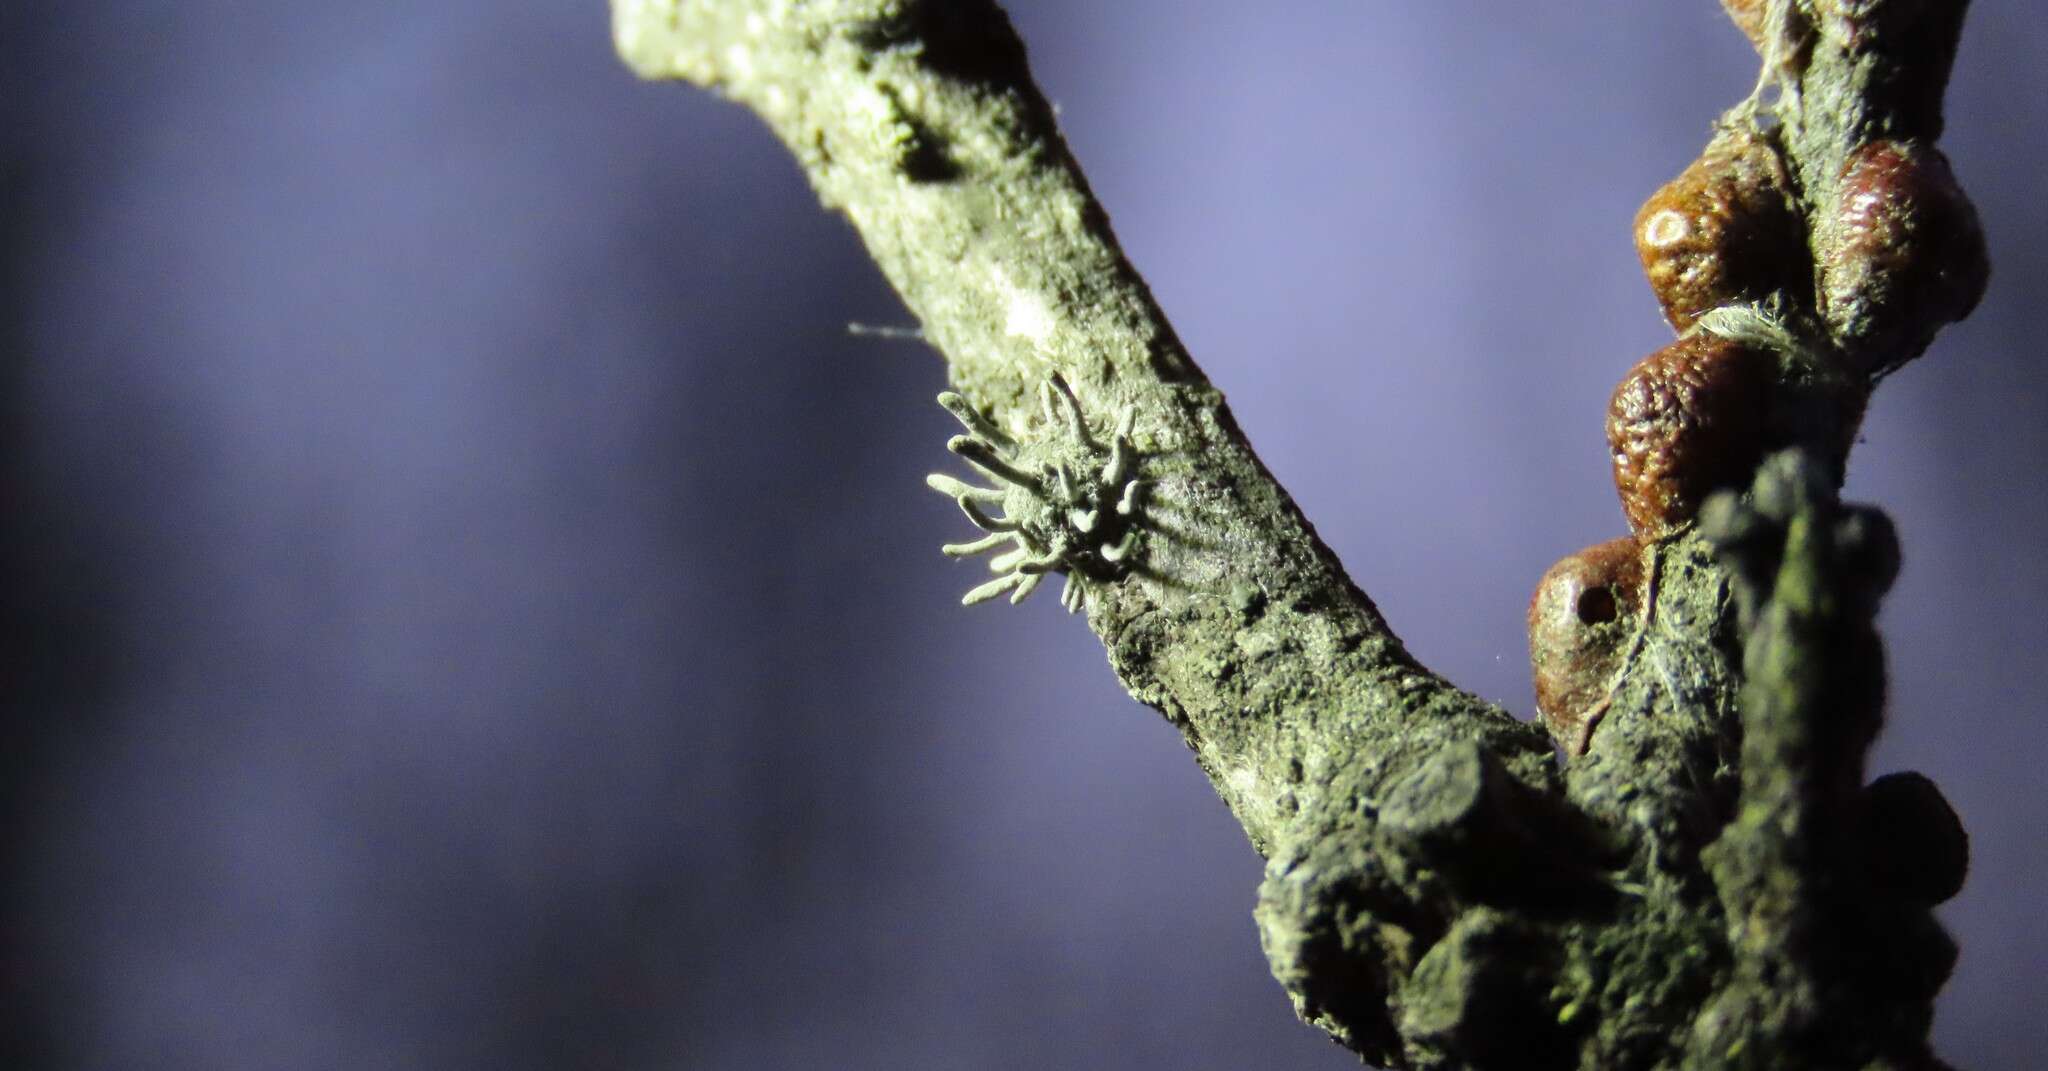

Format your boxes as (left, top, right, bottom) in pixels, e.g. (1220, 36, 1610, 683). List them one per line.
(926, 373, 1147, 612)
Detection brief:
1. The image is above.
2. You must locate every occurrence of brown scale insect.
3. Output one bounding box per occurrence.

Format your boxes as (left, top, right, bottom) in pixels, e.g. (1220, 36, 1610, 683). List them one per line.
(1528, 537, 1646, 755)
(1815, 138, 1988, 376)
(1608, 333, 1778, 539)
(1634, 125, 1808, 333)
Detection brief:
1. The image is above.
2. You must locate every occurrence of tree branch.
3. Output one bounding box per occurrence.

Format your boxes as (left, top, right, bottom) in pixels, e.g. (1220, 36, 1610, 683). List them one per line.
(612, 0, 1549, 854)
(615, 1, 1983, 1067)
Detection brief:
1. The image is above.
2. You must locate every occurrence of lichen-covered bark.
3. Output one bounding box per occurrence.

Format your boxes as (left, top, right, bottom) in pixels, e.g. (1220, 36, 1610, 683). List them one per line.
(610, 11, 1566, 1045)
(612, 2, 1979, 1067)
(612, 0, 1550, 852)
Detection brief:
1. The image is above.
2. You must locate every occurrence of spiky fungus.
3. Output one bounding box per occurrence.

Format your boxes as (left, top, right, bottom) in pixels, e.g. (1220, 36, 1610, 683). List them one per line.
(926, 374, 1147, 611)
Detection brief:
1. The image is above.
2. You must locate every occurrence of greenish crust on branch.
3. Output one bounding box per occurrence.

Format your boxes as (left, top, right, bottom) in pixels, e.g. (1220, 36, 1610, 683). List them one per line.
(1772, 0, 1970, 195)
(1688, 452, 1962, 1070)
(615, 2, 1978, 1068)
(612, 0, 1549, 852)
(612, 0, 1577, 1059)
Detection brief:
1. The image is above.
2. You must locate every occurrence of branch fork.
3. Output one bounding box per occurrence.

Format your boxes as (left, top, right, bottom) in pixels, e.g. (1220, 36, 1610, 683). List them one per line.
(615, 1, 1982, 1065)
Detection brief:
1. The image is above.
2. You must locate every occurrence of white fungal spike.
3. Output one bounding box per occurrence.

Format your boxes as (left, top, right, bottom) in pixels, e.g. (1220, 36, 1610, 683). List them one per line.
(963, 573, 1026, 606)
(942, 533, 1008, 557)
(1100, 406, 1138, 485)
(1116, 480, 1145, 517)
(926, 473, 1004, 502)
(1054, 464, 1076, 501)
(937, 392, 1014, 447)
(948, 436, 1040, 491)
(931, 376, 1149, 609)
(1045, 373, 1094, 447)
(1101, 442, 1129, 488)
(958, 497, 1022, 532)
(1016, 551, 1063, 575)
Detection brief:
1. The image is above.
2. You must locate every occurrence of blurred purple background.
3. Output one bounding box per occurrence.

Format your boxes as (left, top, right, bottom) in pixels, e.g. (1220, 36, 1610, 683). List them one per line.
(4, 3, 2043, 1068)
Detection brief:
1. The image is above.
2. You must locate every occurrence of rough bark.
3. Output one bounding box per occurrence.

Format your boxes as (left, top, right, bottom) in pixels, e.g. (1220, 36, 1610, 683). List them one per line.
(610, 2, 1979, 1067)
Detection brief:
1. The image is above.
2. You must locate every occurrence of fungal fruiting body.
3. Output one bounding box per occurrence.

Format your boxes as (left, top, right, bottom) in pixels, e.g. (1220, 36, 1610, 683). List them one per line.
(1814, 139, 1988, 376)
(927, 375, 1145, 611)
(1608, 334, 1777, 539)
(1634, 125, 1806, 333)
(1528, 537, 1647, 755)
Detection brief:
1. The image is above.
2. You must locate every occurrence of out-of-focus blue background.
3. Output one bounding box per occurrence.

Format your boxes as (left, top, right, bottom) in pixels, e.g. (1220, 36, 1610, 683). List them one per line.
(3, 3, 2041, 1068)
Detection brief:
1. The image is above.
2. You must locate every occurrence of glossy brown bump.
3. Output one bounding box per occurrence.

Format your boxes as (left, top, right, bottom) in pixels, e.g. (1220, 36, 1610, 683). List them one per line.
(1528, 537, 1644, 755)
(1634, 127, 1807, 332)
(1815, 139, 1988, 374)
(1607, 335, 1776, 538)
